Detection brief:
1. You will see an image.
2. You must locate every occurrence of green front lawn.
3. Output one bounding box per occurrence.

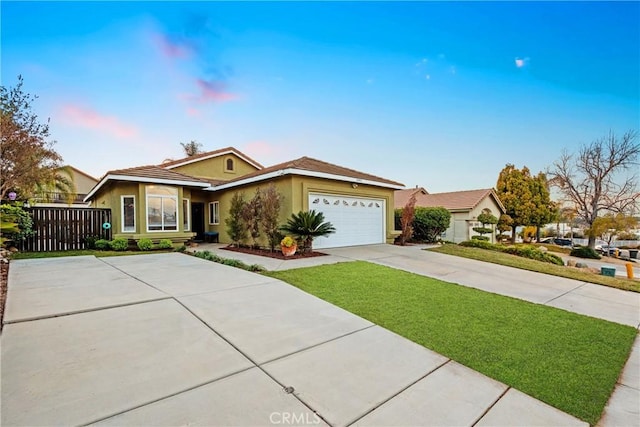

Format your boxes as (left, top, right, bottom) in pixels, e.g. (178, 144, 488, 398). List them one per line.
(266, 261, 637, 425)
(428, 244, 640, 292)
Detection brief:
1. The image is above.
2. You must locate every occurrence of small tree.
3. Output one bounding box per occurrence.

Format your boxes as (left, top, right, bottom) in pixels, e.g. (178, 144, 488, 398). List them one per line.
(590, 213, 638, 247)
(473, 208, 498, 241)
(496, 214, 513, 242)
(413, 207, 451, 242)
(260, 184, 283, 252)
(243, 188, 263, 248)
(280, 210, 336, 253)
(225, 192, 247, 247)
(398, 194, 417, 245)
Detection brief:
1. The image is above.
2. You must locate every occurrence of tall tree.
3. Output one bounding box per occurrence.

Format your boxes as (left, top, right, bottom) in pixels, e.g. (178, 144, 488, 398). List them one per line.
(496, 164, 535, 243)
(528, 172, 557, 241)
(548, 130, 640, 249)
(1, 75, 63, 200)
(180, 140, 203, 157)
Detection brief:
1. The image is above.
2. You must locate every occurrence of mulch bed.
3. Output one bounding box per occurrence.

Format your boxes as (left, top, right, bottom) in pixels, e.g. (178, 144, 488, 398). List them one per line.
(221, 245, 328, 260)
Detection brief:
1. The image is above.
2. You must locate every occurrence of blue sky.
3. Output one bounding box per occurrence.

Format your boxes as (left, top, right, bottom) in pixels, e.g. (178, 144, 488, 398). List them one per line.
(3, 1, 638, 193)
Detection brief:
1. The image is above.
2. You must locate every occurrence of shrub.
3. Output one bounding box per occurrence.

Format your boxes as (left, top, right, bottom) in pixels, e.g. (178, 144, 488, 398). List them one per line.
(471, 235, 490, 241)
(137, 238, 154, 251)
(176, 244, 187, 252)
(412, 207, 451, 242)
(95, 239, 110, 250)
(157, 239, 173, 249)
(570, 246, 601, 260)
(0, 203, 34, 244)
(459, 240, 498, 250)
(503, 245, 564, 265)
(280, 210, 336, 253)
(193, 251, 265, 272)
(110, 237, 129, 251)
(83, 235, 100, 249)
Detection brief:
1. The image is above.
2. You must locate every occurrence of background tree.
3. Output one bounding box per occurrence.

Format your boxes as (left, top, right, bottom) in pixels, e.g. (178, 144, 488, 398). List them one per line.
(590, 213, 638, 247)
(242, 188, 263, 248)
(1, 75, 63, 200)
(260, 184, 283, 252)
(548, 130, 640, 249)
(496, 164, 536, 243)
(225, 192, 247, 247)
(33, 166, 77, 204)
(180, 140, 203, 157)
(473, 208, 498, 241)
(528, 172, 557, 241)
(412, 207, 451, 242)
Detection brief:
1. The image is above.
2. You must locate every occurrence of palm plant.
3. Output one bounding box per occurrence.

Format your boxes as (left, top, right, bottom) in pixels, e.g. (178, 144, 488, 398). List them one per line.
(280, 210, 335, 253)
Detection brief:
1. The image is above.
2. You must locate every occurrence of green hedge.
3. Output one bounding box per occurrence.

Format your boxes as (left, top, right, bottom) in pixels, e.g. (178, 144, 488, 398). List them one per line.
(570, 246, 601, 259)
(459, 240, 564, 265)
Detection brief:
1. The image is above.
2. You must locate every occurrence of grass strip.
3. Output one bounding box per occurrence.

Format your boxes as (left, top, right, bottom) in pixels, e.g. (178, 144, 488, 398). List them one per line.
(266, 261, 637, 425)
(429, 244, 640, 292)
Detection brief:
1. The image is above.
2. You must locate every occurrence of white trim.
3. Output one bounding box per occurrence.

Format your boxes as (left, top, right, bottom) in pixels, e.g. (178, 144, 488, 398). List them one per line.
(183, 198, 191, 231)
(84, 174, 209, 202)
(164, 149, 263, 170)
(120, 195, 136, 233)
(209, 168, 404, 192)
(208, 201, 220, 225)
(145, 185, 179, 232)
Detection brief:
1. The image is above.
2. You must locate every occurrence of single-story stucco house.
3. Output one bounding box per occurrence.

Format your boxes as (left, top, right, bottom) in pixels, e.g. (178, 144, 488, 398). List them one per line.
(394, 187, 506, 243)
(84, 147, 404, 249)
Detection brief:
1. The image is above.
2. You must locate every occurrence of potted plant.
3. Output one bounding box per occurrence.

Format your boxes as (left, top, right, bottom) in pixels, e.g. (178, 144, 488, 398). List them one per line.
(280, 236, 297, 257)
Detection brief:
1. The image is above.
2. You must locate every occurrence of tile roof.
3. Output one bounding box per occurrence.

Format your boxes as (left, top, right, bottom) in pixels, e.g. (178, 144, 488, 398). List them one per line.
(104, 165, 210, 184)
(395, 188, 505, 213)
(220, 156, 404, 188)
(160, 147, 264, 169)
(394, 187, 429, 208)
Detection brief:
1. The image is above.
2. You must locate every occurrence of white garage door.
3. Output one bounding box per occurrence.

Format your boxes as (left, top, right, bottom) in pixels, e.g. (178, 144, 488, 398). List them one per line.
(309, 193, 385, 249)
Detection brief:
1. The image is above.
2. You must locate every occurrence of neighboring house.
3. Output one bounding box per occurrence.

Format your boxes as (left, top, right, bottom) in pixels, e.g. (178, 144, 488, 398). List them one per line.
(33, 166, 98, 207)
(395, 187, 506, 243)
(84, 147, 404, 248)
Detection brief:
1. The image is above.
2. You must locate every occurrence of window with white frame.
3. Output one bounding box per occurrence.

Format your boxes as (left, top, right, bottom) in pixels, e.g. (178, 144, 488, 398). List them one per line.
(146, 185, 178, 231)
(183, 199, 190, 231)
(209, 201, 220, 225)
(121, 195, 135, 232)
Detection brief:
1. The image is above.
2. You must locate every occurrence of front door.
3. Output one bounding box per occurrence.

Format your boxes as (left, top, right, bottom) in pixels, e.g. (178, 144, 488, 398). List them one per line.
(191, 202, 205, 241)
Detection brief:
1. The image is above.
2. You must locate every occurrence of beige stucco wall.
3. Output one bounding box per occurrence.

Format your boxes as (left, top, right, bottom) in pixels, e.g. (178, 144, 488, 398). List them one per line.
(442, 196, 503, 243)
(69, 170, 98, 194)
(95, 182, 196, 243)
(170, 154, 259, 180)
(206, 176, 397, 246)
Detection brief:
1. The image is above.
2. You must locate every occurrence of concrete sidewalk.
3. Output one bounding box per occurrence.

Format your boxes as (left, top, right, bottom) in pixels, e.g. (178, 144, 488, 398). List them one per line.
(1, 253, 587, 426)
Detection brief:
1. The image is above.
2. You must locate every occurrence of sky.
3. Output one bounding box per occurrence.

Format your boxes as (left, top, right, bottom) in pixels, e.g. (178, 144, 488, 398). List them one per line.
(2, 1, 639, 193)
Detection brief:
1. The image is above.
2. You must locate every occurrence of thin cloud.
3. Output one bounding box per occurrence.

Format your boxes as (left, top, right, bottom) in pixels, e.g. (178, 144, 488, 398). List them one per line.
(515, 57, 530, 68)
(242, 140, 275, 157)
(195, 79, 238, 103)
(152, 33, 194, 60)
(59, 104, 138, 138)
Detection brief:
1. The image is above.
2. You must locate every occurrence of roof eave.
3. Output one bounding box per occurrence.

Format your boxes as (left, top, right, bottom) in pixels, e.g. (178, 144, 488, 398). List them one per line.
(209, 168, 404, 192)
(84, 174, 211, 202)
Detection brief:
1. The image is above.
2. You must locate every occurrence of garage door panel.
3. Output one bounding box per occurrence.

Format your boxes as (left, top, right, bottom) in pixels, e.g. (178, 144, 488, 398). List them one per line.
(309, 194, 385, 249)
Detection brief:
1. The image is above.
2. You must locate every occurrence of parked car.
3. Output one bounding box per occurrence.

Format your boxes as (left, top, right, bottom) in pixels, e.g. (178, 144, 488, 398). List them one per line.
(538, 237, 573, 247)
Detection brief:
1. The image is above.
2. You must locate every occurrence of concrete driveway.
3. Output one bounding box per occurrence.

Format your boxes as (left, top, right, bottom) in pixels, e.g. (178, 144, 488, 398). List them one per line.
(1, 251, 589, 426)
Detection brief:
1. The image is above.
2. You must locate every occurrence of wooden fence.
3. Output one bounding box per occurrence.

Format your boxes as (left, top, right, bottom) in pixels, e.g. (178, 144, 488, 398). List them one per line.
(20, 207, 112, 252)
